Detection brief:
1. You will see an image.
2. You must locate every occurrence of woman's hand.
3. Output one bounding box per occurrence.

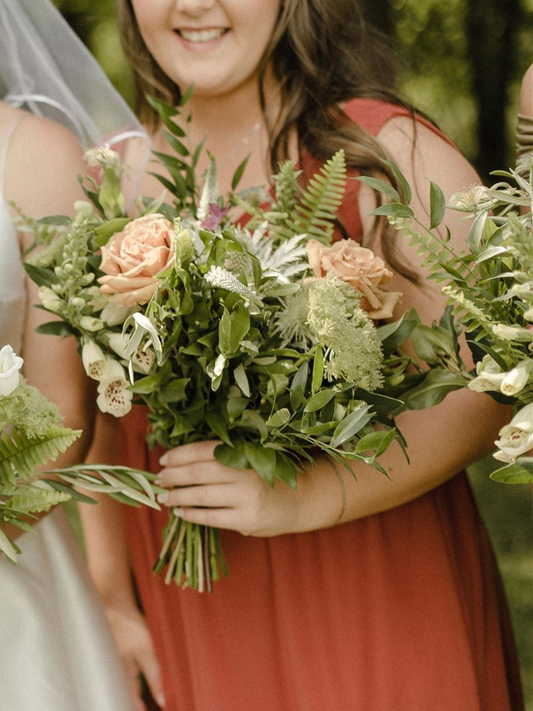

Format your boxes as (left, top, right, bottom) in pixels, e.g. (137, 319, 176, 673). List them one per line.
(157, 441, 328, 537)
(105, 605, 165, 711)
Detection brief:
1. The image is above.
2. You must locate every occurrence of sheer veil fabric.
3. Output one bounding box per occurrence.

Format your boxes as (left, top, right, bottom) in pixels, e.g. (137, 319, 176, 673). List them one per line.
(0, 0, 147, 151)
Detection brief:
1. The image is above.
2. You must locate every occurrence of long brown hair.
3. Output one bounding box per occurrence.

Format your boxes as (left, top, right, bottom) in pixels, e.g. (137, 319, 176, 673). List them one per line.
(117, 0, 419, 280)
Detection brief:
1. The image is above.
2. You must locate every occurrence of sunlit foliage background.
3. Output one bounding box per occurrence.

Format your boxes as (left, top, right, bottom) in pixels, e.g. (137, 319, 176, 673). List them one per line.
(54, 0, 533, 705)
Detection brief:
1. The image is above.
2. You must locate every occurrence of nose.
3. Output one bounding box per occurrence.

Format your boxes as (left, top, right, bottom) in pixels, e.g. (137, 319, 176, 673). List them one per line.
(174, 0, 216, 13)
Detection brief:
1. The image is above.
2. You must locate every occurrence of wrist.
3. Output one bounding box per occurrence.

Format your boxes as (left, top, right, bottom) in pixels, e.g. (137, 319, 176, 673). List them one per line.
(292, 457, 350, 533)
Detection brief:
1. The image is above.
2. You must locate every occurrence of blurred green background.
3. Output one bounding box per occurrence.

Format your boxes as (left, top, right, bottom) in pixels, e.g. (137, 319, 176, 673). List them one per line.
(54, 0, 533, 705)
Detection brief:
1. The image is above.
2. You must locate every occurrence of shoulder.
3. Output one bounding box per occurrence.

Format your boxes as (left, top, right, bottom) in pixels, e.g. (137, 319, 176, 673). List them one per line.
(377, 115, 477, 196)
(4, 108, 86, 217)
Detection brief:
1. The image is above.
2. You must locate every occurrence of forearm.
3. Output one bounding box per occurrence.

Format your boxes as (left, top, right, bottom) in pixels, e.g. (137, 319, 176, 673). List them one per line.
(292, 389, 509, 533)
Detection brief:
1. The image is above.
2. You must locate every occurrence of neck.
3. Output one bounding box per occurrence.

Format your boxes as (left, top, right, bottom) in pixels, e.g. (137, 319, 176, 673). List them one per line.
(184, 73, 281, 153)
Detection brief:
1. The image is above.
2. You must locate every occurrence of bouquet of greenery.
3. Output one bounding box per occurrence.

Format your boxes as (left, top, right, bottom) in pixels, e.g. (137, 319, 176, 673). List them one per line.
(0, 344, 160, 562)
(23, 96, 446, 591)
(364, 154, 533, 485)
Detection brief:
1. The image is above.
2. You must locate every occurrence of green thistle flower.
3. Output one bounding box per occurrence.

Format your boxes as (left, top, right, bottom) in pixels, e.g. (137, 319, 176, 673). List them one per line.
(272, 284, 315, 348)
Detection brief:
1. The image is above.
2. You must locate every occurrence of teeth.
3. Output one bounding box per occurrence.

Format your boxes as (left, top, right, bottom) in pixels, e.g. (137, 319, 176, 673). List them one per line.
(179, 28, 226, 43)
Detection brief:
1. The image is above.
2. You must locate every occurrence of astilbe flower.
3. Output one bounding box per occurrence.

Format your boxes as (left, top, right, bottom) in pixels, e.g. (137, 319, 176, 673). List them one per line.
(9, 380, 63, 438)
(307, 277, 384, 389)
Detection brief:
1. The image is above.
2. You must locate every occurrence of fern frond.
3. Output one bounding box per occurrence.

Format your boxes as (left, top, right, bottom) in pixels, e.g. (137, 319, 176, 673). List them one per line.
(0, 426, 81, 483)
(292, 150, 347, 244)
(272, 161, 301, 217)
(4, 483, 70, 514)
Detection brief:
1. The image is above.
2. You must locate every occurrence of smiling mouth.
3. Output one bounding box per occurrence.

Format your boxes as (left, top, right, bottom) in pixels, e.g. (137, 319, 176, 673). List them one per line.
(176, 28, 229, 44)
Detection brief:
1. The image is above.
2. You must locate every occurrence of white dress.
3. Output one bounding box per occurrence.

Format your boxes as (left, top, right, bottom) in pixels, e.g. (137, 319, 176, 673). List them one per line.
(0, 120, 133, 711)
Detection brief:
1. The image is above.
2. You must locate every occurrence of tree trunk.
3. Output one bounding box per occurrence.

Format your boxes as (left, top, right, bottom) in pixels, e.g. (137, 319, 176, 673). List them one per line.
(465, 0, 522, 181)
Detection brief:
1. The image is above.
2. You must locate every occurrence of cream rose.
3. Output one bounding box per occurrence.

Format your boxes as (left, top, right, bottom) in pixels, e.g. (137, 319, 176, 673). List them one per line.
(98, 214, 175, 306)
(0, 345, 24, 397)
(306, 239, 401, 319)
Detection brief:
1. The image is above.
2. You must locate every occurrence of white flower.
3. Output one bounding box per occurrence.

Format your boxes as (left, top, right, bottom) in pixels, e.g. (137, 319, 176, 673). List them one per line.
(100, 303, 135, 327)
(493, 403, 533, 464)
(96, 361, 133, 418)
(448, 185, 493, 212)
(84, 144, 122, 171)
(38, 286, 63, 313)
(493, 324, 533, 342)
(468, 356, 506, 393)
(81, 339, 107, 380)
(0, 345, 24, 397)
(500, 359, 533, 397)
(74, 200, 95, 219)
(79, 315, 104, 332)
(106, 333, 155, 374)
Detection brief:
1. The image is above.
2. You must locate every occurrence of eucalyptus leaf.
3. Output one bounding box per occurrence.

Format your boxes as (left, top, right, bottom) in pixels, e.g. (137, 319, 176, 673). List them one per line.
(490, 462, 533, 484)
(429, 181, 446, 229)
(244, 443, 277, 485)
(355, 176, 400, 202)
(266, 408, 291, 428)
(331, 406, 374, 448)
(214, 442, 250, 470)
(401, 369, 466, 410)
(304, 389, 337, 413)
(311, 345, 324, 395)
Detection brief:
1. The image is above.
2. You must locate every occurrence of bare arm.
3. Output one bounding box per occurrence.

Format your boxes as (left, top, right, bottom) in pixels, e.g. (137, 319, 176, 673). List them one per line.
(7, 113, 95, 461)
(1, 112, 94, 540)
(81, 413, 164, 711)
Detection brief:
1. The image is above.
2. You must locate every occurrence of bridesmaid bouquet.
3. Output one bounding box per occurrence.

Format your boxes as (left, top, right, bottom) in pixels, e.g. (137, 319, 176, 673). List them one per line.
(0, 344, 160, 562)
(22, 96, 450, 590)
(365, 153, 533, 484)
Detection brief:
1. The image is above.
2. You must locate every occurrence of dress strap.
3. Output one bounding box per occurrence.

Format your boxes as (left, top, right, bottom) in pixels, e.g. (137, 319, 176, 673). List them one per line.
(0, 115, 24, 196)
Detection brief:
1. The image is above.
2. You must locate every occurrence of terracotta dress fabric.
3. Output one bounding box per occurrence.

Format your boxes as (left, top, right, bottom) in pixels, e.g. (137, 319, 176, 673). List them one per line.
(121, 99, 524, 711)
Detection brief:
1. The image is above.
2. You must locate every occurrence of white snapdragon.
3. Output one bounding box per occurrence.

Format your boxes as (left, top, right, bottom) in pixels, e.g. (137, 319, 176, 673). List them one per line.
(100, 302, 135, 327)
(96, 361, 133, 418)
(500, 359, 533, 397)
(79, 315, 104, 332)
(38, 286, 64, 313)
(81, 339, 107, 380)
(0, 345, 24, 397)
(107, 333, 155, 375)
(468, 355, 506, 393)
(493, 403, 533, 464)
(492, 324, 533, 342)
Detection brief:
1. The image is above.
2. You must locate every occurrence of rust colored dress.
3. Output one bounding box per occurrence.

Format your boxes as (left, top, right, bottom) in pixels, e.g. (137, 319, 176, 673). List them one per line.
(121, 100, 524, 711)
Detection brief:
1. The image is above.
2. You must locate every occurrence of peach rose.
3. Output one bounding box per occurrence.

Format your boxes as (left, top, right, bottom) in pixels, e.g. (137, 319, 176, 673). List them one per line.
(98, 214, 175, 306)
(306, 239, 401, 319)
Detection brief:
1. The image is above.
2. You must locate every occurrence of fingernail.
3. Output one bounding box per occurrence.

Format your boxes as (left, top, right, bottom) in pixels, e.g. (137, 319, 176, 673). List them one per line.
(153, 476, 162, 485)
(157, 492, 168, 504)
(172, 507, 184, 518)
(157, 692, 166, 708)
(159, 454, 168, 466)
